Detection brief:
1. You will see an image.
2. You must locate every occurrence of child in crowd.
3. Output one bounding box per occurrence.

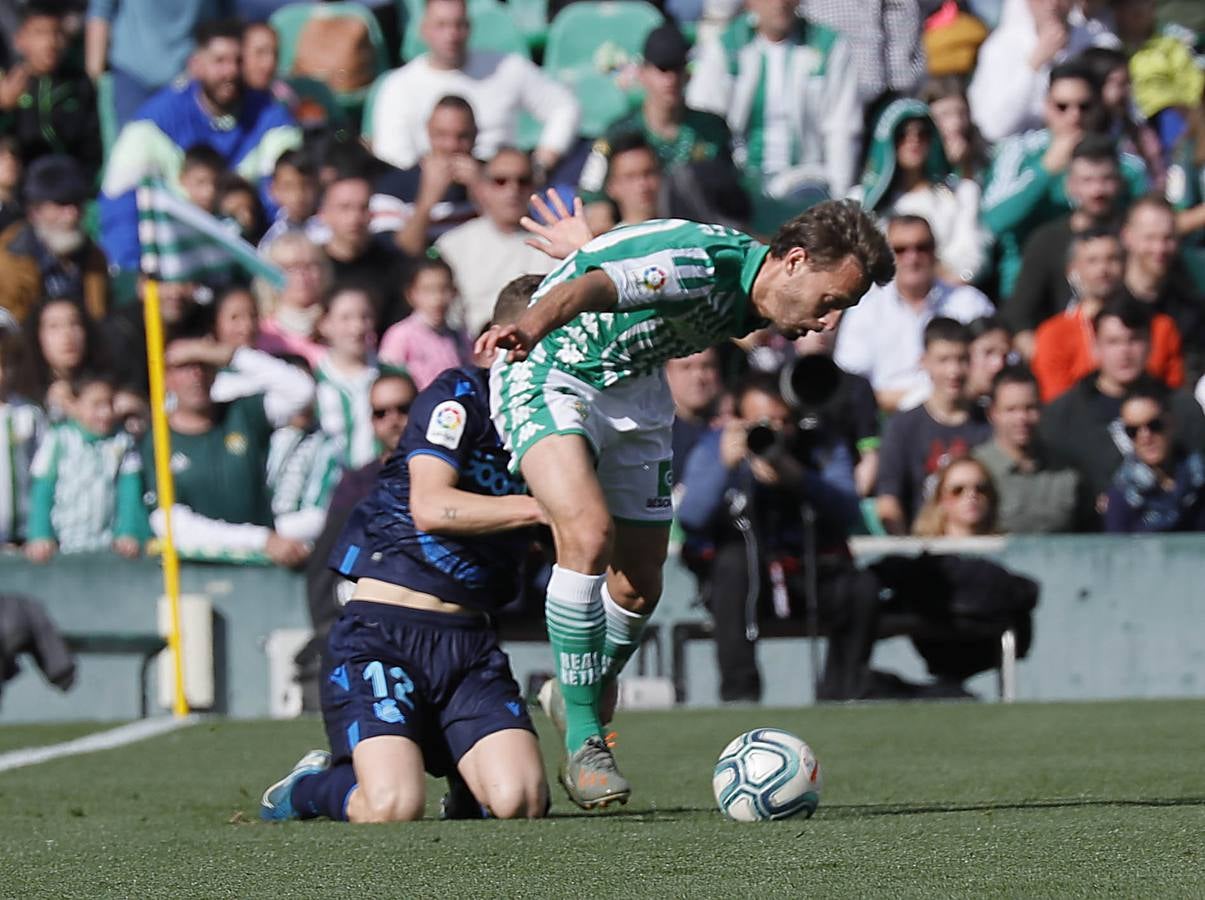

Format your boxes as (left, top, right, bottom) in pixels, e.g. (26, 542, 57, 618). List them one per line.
(260, 151, 319, 251)
(256, 233, 330, 367)
(212, 283, 259, 349)
(179, 144, 225, 213)
(0, 3, 101, 177)
(315, 285, 398, 467)
(218, 173, 267, 245)
(0, 326, 44, 545)
(21, 297, 104, 419)
(378, 258, 470, 390)
(0, 136, 23, 233)
(25, 372, 145, 562)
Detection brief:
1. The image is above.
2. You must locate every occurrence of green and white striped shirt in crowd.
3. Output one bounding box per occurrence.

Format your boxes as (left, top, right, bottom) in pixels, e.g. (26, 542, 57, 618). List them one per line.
(27, 421, 146, 553)
(0, 400, 44, 544)
(267, 425, 344, 519)
(523, 219, 769, 390)
(315, 356, 382, 469)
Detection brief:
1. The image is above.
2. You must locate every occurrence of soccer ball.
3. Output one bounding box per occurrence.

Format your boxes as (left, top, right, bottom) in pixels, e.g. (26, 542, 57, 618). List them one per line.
(712, 728, 822, 822)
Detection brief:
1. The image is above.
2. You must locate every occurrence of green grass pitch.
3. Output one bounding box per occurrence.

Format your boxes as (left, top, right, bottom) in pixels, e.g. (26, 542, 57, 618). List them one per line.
(1, 700, 1202, 898)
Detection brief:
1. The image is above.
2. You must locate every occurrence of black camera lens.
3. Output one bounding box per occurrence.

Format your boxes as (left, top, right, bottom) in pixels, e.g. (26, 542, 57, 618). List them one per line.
(746, 423, 778, 456)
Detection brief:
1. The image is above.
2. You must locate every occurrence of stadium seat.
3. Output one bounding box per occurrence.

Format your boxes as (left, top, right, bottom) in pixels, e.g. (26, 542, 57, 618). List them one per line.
(269, 2, 390, 114)
(285, 76, 347, 130)
(97, 72, 119, 163)
(543, 1, 663, 81)
(401, 1, 530, 61)
(559, 68, 635, 138)
(508, 0, 550, 53)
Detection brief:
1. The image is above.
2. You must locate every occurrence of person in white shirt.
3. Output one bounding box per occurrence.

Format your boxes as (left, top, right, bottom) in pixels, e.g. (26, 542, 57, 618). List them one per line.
(369, 0, 580, 174)
(968, 0, 1118, 144)
(434, 147, 552, 336)
(834, 215, 995, 413)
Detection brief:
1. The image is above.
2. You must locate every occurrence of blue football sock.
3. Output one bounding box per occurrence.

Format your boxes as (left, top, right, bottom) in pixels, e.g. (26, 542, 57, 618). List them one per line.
(291, 763, 357, 821)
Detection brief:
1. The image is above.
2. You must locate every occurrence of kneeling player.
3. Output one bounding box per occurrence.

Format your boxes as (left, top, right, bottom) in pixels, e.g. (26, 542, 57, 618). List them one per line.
(261, 277, 550, 822)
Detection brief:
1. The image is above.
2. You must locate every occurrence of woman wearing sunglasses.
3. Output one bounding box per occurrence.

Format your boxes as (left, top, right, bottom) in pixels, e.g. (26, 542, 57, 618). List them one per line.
(1103, 388, 1205, 532)
(913, 457, 1000, 538)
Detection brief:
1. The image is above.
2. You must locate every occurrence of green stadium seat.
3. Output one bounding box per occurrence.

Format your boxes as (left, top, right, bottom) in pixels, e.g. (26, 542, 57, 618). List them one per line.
(269, 2, 390, 115)
(559, 68, 634, 138)
(286, 76, 347, 130)
(402, 0, 530, 62)
(97, 72, 118, 163)
(508, 0, 550, 53)
(543, 1, 663, 81)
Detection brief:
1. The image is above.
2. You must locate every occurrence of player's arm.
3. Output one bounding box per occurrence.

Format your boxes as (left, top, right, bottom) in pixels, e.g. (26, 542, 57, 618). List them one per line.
(475, 270, 617, 363)
(409, 454, 546, 535)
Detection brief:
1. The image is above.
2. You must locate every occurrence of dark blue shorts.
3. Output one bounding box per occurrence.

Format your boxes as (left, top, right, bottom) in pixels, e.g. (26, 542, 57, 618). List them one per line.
(321, 601, 535, 777)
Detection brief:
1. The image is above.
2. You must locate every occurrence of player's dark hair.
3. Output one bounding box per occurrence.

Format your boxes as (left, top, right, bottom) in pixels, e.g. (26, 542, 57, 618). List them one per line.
(194, 18, 245, 48)
(923, 316, 971, 349)
(1070, 133, 1120, 166)
(771, 200, 895, 288)
(404, 257, 455, 295)
(182, 143, 225, 174)
(1049, 59, 1101, 95)
(491, 274, 543, 328)
(273, 149, 315, 180)
(990, 364, 1038, 403)
(1092, 295, 1152, 335)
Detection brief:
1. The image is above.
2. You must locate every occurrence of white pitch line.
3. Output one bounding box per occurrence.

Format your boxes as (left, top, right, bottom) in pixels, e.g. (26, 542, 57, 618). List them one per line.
(0, 715, 199, 773)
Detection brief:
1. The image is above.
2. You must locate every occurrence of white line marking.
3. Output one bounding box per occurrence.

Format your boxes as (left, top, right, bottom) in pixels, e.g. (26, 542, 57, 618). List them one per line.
(0, 716, 199, 773)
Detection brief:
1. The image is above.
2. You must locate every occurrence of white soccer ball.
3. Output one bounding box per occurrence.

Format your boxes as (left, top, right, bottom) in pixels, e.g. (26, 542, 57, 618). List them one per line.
(712, 727, 822, 822)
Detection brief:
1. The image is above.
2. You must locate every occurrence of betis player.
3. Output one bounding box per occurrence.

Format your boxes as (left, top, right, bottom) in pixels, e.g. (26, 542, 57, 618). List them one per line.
(477, 196, 895, 809)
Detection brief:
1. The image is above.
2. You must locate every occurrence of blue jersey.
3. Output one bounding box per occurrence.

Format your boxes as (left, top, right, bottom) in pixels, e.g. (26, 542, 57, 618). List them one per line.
(329, 367, 529, 611)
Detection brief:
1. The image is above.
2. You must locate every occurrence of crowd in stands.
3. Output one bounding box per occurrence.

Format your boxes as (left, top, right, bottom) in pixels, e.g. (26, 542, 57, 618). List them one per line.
(0, 0, 1203, 583)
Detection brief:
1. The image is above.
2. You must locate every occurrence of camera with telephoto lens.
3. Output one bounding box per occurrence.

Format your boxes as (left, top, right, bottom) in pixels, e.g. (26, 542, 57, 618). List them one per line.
(745, 355, 842, 461)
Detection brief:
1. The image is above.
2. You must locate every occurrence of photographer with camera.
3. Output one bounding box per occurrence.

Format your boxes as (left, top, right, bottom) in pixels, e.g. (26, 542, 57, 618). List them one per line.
(676, 370, 878, 703)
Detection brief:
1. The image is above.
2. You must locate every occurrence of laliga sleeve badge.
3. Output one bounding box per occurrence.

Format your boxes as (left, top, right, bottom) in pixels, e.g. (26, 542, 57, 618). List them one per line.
(427, 400, 468, 449)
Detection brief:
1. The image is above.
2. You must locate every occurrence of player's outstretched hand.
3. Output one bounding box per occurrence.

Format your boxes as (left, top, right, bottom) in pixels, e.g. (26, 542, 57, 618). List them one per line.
(474, 324, 536, 363)
(521, 189, 592, 260)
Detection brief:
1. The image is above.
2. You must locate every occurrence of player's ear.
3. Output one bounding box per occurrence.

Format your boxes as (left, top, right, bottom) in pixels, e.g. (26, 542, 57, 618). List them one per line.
(784, 246, 808, 275)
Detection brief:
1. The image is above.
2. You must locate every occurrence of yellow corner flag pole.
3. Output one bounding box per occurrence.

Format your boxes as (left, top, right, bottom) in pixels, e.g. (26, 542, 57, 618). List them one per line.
(143, 279, 190, 718)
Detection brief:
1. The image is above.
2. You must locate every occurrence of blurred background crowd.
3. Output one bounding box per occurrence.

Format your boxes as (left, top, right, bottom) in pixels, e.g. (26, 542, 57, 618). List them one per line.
(0, 0, 1203, 588)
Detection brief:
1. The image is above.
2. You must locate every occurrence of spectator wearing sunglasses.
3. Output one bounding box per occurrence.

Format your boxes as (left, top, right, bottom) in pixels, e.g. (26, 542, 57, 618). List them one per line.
(433, 147, 551, 337)
(835, 215, 993, 415)
(912, 457, 999, 538)
(981, 60, 1148, 299)
(1104, 388, 1205, 532)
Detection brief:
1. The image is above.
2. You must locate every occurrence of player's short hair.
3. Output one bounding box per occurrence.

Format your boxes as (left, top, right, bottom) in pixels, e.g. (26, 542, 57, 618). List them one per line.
(194, 18, 245, 48)
(273, 149, 315, 180)
(990, 364, 1037, 403)
(1070, 133, 1119, 166)
(491, 274, 543, 328)
(1092, 295, 1151, 335)
(923, 316, 971, 349)
(771, 200, 895, 288)
(182, 144, 225, 175)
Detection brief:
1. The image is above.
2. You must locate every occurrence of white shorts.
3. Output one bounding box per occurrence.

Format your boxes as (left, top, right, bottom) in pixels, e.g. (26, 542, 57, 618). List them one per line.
(491, 361, 675, 525)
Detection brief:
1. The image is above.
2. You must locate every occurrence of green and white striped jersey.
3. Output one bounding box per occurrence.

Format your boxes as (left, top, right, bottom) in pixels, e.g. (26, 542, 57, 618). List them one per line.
(0, 400, 44, 544)
(267, 425, 344, 517)
(314, 355, 381, 469)
(527, 219, 770, 390)
(28, 422, 145, 553)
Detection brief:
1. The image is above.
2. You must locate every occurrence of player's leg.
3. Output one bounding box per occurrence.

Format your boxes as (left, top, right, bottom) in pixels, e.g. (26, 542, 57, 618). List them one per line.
(441, 629, 549, 818)
(600, 520, 670, 696)
(456, 729, 548, 819)
(344, 735, 427, 823)
(519, 433, 614, 752)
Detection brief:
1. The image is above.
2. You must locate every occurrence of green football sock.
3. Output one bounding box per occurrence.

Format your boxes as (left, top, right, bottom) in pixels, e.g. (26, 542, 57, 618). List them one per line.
(600, 583, 651, 685)
(545, 566, 605, 751)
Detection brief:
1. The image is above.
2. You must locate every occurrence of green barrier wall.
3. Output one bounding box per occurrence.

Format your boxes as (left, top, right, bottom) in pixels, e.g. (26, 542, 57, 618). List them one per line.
(0, 534, 1202, 722)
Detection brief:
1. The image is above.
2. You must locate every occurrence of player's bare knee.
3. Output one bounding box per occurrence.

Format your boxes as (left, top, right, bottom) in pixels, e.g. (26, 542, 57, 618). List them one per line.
(557, 512, 614, 571)
(354, 785, 424, 823)
(482, 781, 530, 820)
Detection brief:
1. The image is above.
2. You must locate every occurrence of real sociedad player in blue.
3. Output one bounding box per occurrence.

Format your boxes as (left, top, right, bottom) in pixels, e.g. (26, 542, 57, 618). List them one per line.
(261, 276, 551, 822)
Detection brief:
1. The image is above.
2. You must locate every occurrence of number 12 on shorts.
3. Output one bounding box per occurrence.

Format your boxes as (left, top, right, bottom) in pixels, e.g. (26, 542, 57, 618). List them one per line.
(363, 660, 416, 709)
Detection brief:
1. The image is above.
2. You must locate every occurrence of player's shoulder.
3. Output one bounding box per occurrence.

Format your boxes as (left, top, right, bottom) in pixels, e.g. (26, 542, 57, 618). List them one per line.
(411, 367, 490, 421)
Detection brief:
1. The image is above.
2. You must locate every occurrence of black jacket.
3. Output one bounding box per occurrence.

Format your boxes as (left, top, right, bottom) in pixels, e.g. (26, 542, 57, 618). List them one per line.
(0, 593, 76, 702)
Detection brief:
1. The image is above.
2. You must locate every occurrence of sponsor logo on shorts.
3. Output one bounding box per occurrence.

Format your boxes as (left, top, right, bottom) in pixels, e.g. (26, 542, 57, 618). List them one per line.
(426, 400, 467, 449)
(645, 497, 672, 510)
(373, 698, 406, 724)
(645, 460, 674, 509)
